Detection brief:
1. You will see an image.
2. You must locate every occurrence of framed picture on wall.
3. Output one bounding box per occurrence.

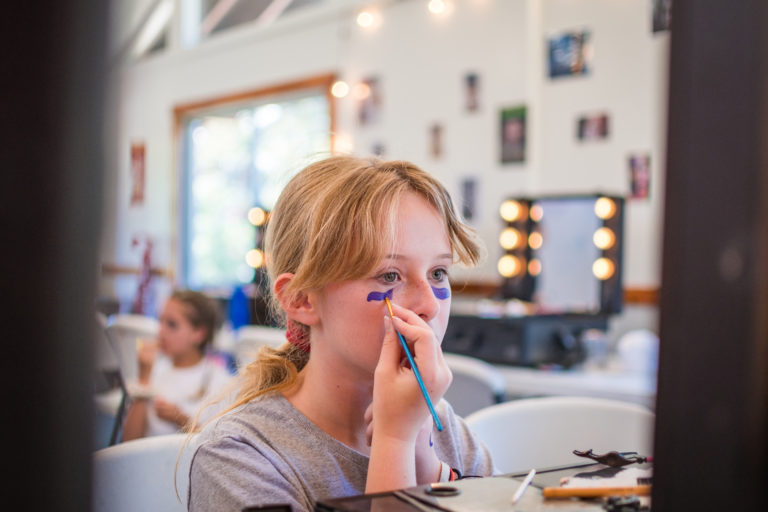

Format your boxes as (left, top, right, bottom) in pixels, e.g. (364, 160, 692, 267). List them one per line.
(577, 112, 610, 141)
(547, 30, 592, 78)
(430, 123, 444, 159)
(357, 76, 382, 126)
(652, 0, 672, 33)
(130, 142, 145, 206)
(628, 153, 651, 199)
(500, 106, 526, 164)
(464, 72, 480, 112)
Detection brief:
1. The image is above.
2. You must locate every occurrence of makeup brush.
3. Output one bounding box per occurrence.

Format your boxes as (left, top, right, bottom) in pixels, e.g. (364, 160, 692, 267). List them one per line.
(384, 297, 443, 432)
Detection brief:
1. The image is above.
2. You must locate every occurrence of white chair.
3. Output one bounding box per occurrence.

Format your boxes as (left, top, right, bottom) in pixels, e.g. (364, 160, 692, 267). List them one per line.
(442, 353, 507, 417)
(464, 396, 655, 474)
(234, 325, 287, 368)
(104, 314, 160, 383)
(92, 433, 197, 512)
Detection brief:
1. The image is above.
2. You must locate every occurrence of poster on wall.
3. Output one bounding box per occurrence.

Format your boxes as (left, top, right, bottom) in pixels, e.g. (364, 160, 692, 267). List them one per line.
(628, 153, 651, 199)
(500, 106, 526, 164)
(464, 72, 480, 112)
(357, 76, 382, 126)
(130, 142, 145, 206)
(547, 30, 592, 79)
(652, 0, 672, 33)
(460, 177, 477, 222)
(430, 123, 444, 159)
(576, 112, 610, 141)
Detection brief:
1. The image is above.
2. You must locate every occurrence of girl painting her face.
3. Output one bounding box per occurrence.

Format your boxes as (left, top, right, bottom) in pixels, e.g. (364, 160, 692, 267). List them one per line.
(187, 157, 495, 512)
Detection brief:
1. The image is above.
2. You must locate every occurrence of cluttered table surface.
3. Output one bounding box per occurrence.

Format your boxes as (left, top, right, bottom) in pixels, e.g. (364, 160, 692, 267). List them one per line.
(316, 459, 652, 511)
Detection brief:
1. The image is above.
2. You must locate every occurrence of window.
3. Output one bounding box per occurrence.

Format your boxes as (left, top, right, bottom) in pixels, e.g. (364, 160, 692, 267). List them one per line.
(177, 77, 334, 290)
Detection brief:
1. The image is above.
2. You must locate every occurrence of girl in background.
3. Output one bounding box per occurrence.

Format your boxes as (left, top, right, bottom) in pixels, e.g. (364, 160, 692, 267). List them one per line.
(122, 290, 233, 440)
(188, 156, 497, 511)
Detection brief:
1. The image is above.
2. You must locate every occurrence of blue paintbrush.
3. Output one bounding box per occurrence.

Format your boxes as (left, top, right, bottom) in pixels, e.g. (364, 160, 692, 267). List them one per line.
(384, 297, 443, 432)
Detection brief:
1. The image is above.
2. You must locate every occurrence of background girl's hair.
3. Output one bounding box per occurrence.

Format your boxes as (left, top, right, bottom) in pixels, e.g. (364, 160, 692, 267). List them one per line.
(169, 289, 222, 352)
(220, 155, 482, 412)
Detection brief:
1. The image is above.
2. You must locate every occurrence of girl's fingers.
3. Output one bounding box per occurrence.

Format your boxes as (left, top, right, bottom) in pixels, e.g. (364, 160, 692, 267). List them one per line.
(376, 316, 404, 371)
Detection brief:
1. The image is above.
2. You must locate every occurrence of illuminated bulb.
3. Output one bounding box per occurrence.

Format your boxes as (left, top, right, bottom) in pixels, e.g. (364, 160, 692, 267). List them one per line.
(499, 228, 521, 250)
(246, 249, 265, 269)
(530, 204, 544, 222)
(248, 207, 267, 227)
(594, 197, 616, 219)
(528, 259, 542, 276)
(428, 0, 447, 14)
(500, 200, 522, 222)
(356, 11, 374, 28)
(498, 255, 522, 278)
(331, 81, 350, 98)
(593, 227, 615, 250)
(592, 258, 615, 280)
(528, 232, 543, 250)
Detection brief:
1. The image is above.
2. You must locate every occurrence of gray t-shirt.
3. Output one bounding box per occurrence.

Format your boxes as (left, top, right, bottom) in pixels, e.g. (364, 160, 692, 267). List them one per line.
(188, 393, 496, 512)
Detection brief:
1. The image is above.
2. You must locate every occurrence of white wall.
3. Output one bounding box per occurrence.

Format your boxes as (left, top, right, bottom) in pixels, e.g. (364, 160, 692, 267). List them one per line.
(103, 0, 668, 315)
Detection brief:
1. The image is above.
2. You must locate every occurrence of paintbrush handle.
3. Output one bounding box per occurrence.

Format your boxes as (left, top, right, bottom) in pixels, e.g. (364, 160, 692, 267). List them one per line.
(392, 329, 444, 432)
(542, 485, 652, 499)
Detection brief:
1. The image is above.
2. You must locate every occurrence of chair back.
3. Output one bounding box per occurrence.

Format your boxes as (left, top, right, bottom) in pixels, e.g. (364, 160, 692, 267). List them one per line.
(234, 325, 286, 368)
(465, 395, 654, 474)
(92, 433, 196, 512)
(104, 314, 160, 382)
(442, 353, 506, 417)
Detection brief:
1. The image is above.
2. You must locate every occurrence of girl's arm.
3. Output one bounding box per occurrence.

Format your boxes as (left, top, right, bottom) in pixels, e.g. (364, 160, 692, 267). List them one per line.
(365, 309, 452, 492)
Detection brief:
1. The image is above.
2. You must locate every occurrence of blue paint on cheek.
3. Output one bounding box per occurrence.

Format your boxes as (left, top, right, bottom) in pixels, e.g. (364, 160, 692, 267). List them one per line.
(366, 288, 394, 302)
(431, 286, 451, 300)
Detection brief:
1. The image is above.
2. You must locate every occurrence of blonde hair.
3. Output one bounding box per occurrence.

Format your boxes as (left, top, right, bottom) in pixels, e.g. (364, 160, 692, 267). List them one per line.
(229, 155, 482, 409)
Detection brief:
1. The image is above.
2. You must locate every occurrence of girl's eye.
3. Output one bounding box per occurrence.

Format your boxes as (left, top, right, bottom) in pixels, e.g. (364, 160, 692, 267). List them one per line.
(378, 271, 399, 283)
(431, 268, 448, 281)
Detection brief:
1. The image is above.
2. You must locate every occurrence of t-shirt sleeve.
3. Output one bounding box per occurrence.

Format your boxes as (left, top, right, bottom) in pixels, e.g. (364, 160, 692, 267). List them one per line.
(188, 429, 312, 512)
(434, 399, 501, 477)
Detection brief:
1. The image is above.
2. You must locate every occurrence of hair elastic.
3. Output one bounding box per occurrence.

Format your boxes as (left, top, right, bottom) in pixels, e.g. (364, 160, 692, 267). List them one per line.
(286, 320, 311, 353)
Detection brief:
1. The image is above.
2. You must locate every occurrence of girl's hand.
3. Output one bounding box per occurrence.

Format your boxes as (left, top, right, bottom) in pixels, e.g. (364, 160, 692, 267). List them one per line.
(371, 302, 452, 444)
(153, 397, 189, 428)
(136, 338, 158, 384)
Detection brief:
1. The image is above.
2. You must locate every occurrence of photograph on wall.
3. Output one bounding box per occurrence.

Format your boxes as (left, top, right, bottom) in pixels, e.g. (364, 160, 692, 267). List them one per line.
(547, 30, 592, 79)
(130, 142, 146, 206)
(464, 72, 480, 112)
(460, 177, 477, 221)
(652, 0, 672, 33)
(357, 76, 382, 126)
(577, 112, 610, 141)
(430, 123, 444, 159)
(500, 106, 526, 164)
(370, 141, 386, 157)
(628, 153, 651, 199)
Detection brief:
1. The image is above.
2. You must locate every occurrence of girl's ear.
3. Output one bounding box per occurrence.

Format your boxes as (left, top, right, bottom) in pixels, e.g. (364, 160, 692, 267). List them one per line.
(273, 273, 319, 327)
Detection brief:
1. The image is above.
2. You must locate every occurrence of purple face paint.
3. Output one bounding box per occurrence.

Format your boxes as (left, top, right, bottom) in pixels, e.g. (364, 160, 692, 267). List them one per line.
(429, 433, 434, 447)
(366, 288, 394, 302)
(431, 286, 450, 300)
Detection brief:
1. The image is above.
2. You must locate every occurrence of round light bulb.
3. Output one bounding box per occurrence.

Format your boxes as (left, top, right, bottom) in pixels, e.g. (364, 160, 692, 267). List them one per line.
(356, 11, 374, 28)
(592, 258, 615, 280)
(500, 200, 522, 222)
(528, 259, 542, 276)
(530, 204, 544, 222)
(499, 228, 521, 250)
(594, 197, 616, 219)
(593, 227, 616, 250)
(528, 232, 543, 250)
(331, 81, 350, 98)
(498, 255, 522, 278)
(428, 0, 447, 14)
(246, 249, 265, 269)
(248, 207, 267, 227)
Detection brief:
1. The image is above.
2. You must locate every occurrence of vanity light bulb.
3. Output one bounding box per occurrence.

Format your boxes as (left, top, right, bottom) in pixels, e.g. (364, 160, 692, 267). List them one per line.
(592, 258, 615, 280)
(528, 259, 542, 276)
(499, 228, 521, 249)
(528, 232, 543, 250)
(331, 81, 350, 98)
(530, 204, 544, 222)
(248, 207, 267, 226)
(500, 200, 522, 222)
(594, 197, 616, 219)
(498, 255, 522, 278)
(428, 0, 447, 15)
(246, 249, 265, 269)
(593, 227, 615, 250)
(356, 11, 374, 28)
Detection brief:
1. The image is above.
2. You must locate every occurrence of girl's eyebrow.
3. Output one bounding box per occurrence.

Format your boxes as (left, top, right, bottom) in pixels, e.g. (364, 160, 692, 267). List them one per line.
(384, 253, 453, 261)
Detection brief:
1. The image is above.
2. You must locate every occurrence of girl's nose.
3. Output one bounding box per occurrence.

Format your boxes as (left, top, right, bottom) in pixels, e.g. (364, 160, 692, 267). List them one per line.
(400, 278, 441, 322)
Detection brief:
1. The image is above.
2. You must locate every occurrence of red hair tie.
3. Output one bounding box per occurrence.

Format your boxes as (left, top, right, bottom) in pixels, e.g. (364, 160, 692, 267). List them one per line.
(286, 320, 310, 353)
